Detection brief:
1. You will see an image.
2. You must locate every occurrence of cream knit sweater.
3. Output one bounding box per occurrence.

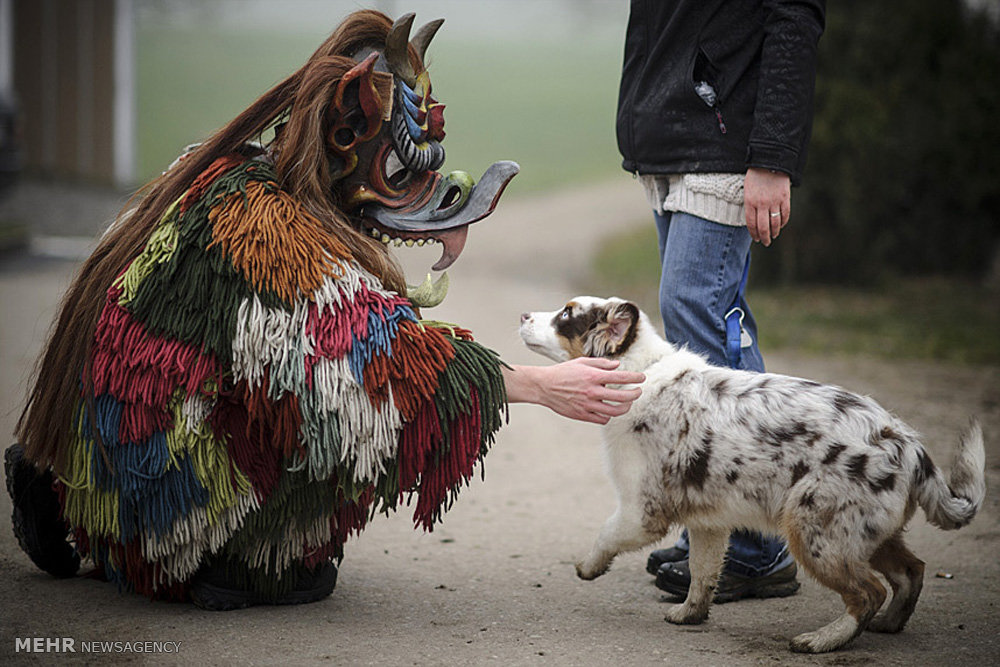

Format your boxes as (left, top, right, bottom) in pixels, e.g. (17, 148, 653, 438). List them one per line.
(640, 173, 745, 227)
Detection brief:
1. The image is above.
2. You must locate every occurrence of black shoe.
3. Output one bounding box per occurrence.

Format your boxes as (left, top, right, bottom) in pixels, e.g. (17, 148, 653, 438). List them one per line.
(191, 561, 338, 611)
(646, 545, 689, 575)
(4, 444, 80, 578)
(655, 559, 800, 603)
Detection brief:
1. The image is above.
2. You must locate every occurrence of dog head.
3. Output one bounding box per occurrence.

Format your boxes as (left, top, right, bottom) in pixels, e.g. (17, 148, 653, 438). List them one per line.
(519, 296, 641, 362)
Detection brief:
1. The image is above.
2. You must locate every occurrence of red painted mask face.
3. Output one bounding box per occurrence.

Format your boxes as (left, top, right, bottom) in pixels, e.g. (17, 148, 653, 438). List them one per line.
(329, 14, 518, 271)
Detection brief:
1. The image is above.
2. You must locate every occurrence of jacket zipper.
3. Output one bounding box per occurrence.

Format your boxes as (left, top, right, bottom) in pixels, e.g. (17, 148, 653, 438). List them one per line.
(713, 107, 727, 134)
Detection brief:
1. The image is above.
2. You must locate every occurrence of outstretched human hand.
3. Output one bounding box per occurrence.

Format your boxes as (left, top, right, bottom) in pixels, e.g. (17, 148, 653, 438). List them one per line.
(503, 357, 645, 425)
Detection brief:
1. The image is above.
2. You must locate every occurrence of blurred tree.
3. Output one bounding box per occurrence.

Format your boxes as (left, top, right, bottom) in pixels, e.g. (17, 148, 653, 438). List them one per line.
(755, 0, 1000, 285)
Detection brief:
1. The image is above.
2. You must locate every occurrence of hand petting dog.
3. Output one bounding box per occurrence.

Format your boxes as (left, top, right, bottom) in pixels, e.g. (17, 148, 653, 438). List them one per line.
(503, 357, 644, 425)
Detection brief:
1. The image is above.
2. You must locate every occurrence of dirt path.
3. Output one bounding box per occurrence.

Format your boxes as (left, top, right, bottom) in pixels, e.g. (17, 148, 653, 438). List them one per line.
(1, 176, 997, 665)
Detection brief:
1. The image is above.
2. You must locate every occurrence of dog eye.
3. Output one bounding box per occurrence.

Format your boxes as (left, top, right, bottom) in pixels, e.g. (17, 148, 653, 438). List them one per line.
(560, 307, 572, 319)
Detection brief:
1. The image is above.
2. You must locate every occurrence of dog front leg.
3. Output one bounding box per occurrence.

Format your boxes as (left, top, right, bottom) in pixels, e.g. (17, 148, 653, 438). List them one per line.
(576, 506, 661, 580)
(664, 528, 728, 625)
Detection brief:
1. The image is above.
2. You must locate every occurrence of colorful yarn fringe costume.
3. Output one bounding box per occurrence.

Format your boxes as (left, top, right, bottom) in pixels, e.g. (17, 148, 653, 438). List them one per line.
(8, 10, 519, 605)
(64, 157, 506, 599)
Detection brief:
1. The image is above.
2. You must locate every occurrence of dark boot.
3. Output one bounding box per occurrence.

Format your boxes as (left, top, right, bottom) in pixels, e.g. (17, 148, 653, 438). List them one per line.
(646, 545, 689, 575)
(4, 444, 80, 578)
(191, 560, 338, 611)
(655, 559, 800, 603)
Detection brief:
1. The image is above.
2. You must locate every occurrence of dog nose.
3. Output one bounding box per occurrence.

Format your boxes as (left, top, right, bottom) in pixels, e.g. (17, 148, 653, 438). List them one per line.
(520, 312, 531, 323)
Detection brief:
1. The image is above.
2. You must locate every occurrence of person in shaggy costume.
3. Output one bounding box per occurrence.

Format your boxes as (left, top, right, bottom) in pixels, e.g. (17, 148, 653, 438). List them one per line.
(6, 10, 643, 610)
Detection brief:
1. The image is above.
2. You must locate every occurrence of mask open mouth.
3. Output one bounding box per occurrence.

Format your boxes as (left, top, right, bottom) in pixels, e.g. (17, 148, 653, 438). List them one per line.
(364, 221, 470, 272)
(360, 159, 519, 271)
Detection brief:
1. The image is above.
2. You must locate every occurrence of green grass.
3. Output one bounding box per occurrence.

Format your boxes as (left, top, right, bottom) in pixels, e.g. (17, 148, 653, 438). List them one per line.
(587, 224, 1000, 365)
(136, 25, 624, 195)
(136, 26, 316, 179)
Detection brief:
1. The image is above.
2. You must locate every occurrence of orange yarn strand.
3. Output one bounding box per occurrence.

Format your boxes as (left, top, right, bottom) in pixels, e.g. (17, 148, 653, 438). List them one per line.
(208, 181, 352, 303)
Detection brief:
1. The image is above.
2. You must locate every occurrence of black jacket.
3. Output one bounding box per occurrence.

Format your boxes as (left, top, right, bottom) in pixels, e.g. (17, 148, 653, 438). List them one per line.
(616, 0, 825, 186)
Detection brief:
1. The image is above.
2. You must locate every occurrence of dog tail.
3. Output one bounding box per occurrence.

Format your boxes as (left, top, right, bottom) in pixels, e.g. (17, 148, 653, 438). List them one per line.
(915, 419, 986, 530)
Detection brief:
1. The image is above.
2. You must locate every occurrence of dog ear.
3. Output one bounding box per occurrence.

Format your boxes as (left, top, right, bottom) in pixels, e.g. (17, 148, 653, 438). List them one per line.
(584, 301, 639, 358)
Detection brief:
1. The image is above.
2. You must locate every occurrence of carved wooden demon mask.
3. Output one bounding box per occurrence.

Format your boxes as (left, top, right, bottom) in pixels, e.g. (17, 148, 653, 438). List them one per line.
(328, 13, 518, 271)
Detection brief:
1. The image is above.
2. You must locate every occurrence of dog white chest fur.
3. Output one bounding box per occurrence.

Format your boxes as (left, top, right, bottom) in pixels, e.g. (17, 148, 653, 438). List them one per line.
(519, 296, 985, 654)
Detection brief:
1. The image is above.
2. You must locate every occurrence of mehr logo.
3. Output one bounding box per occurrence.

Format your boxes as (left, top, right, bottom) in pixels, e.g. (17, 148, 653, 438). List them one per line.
(15, 638, 182, 653)
(15, 638, 76, 653)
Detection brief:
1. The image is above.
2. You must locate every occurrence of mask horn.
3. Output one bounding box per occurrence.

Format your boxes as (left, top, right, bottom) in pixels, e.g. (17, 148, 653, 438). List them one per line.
(411, 19, 444, 64)
(386, 12, 417, 87)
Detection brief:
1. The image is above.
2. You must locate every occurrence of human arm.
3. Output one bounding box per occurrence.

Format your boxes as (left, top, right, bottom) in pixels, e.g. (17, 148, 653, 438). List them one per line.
(502, 357, 645, 425)
(745, 1, 825, 244)
(748, 0, 825, 181)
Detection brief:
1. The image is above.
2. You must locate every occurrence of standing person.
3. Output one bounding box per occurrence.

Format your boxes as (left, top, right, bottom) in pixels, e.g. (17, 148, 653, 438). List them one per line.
(616, 0, 825, 601)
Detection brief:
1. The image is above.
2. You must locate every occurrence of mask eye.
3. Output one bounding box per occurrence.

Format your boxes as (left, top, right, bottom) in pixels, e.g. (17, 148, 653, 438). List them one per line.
(332, 127, 356, 150)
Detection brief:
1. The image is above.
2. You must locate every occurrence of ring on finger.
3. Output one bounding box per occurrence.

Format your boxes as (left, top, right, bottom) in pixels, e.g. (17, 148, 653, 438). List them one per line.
(769, 211, 780, 218)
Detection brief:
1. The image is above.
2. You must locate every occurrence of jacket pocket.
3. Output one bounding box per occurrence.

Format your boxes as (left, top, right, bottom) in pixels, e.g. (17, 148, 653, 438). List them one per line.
(692, 50, 728, 134)
(694, 1, 765, 104)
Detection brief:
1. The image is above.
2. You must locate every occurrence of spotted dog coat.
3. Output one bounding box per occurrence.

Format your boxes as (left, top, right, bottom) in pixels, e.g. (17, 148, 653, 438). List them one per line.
(519, 296, 986, 654)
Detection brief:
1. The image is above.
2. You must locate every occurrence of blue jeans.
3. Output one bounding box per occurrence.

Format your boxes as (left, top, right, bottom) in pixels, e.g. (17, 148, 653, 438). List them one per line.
(655, 211, 764, 371)
(655, 211, 792, 577)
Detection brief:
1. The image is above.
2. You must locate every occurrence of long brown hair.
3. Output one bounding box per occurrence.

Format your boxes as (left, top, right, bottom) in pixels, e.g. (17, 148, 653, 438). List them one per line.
(18, 10, 414, 472)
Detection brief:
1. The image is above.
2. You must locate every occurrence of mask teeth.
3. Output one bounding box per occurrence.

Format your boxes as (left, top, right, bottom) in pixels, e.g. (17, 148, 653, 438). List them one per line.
(368, 227, 437, 246)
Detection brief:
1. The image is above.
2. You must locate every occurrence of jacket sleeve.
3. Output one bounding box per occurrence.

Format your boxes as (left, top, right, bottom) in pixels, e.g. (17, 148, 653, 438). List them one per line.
(748, 0, 826, 184)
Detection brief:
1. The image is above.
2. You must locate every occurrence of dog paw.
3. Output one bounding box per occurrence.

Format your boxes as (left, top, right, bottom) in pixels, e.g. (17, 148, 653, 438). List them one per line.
(867, 614, 905, 634)
(790, 613, 860, 653)
(663, 604, 707, 625)
(789, 632, 824, 654)
(574, 561, 607, 581)
(789, 630, 848, 654)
